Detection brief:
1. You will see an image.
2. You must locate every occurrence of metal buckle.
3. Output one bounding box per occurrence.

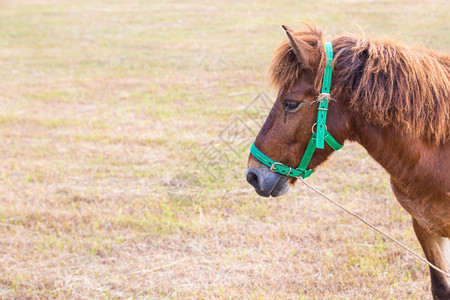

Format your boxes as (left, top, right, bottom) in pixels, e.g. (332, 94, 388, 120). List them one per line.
(270, 162, 283, 171)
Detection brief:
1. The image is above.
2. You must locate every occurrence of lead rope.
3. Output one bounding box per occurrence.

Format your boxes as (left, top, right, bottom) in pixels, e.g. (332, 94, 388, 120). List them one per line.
(299, 177, 450, 277)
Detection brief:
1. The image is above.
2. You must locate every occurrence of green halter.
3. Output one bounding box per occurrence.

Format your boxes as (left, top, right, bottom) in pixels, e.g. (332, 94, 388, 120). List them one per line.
(250, 42, 343, 179)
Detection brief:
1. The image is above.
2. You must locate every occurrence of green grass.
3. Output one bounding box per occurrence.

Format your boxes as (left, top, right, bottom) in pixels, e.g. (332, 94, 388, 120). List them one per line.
(0, 0, 448, 298)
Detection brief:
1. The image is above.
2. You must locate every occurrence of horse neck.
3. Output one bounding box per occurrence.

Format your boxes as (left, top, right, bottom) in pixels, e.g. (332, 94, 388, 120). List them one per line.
(350, 115, 415, 179)
(346, 109, 449, 197)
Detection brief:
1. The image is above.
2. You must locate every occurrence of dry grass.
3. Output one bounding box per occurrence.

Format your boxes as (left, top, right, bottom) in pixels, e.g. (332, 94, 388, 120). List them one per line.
(0, 0, 448, 298)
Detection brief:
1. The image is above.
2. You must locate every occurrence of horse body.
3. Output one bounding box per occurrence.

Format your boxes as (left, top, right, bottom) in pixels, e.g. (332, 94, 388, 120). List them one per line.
(246, 24, 450, 298)
(348, 97, 450, 299)
(350, 112, 450, 236)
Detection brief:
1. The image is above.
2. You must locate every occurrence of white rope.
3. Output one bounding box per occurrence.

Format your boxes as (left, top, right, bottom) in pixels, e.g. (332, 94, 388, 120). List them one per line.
(299, 177, 450, 277)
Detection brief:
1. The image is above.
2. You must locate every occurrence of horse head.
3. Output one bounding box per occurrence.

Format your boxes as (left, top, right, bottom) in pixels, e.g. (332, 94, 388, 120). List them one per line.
(246, 25, 348, 197)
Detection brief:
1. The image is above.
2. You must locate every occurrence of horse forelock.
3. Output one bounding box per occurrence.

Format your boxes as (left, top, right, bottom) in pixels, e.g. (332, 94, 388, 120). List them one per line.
(269, 24, 326, 93)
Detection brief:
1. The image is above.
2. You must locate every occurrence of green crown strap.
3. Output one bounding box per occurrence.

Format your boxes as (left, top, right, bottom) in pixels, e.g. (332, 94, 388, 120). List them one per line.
(316, 42, 333, 149)
(321, 42, 333, 94)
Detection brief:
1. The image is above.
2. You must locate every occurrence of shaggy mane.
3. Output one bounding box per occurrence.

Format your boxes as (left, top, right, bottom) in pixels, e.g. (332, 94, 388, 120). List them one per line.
(269, 26, 450, 144)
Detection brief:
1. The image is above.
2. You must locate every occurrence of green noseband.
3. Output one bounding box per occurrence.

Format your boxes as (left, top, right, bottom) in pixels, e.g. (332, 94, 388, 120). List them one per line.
(250, 42, 343, 179)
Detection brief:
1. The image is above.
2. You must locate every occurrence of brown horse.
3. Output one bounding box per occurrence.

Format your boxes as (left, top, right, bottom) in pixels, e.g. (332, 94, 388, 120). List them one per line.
(246, 24, 449, 299)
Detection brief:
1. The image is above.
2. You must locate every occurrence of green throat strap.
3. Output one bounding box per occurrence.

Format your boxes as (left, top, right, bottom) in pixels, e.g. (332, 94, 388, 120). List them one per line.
(249, 42, 343, 179)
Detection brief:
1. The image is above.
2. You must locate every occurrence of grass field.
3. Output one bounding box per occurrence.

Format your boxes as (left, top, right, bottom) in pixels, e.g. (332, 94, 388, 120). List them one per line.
(0, 0, 449, 298)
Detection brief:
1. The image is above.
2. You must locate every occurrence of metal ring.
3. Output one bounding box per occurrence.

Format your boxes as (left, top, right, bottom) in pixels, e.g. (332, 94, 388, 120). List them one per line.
(311, 123, 327, 134)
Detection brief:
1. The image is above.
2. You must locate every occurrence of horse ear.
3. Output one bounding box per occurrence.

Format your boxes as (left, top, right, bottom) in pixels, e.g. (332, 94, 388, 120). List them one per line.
(281, 25, 294, 32)
(282, 25, 315, 69)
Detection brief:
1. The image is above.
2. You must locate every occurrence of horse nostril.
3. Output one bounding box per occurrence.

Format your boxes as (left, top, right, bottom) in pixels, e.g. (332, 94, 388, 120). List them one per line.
(246, 170, 259, 189)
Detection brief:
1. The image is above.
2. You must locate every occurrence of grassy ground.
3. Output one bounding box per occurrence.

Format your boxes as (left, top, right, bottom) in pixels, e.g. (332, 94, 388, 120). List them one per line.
(0, 0, 448, 298)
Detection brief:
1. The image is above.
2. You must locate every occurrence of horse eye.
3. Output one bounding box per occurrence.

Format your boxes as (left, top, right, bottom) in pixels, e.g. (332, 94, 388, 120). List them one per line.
(283, 100, 303, 112)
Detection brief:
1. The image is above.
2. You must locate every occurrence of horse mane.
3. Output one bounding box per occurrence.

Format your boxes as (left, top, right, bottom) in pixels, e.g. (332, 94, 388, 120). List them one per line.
(269, 25, 450, 145)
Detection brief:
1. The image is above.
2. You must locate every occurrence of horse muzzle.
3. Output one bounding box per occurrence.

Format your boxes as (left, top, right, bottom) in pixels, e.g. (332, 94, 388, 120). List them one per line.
(246, 163, 290, 197)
